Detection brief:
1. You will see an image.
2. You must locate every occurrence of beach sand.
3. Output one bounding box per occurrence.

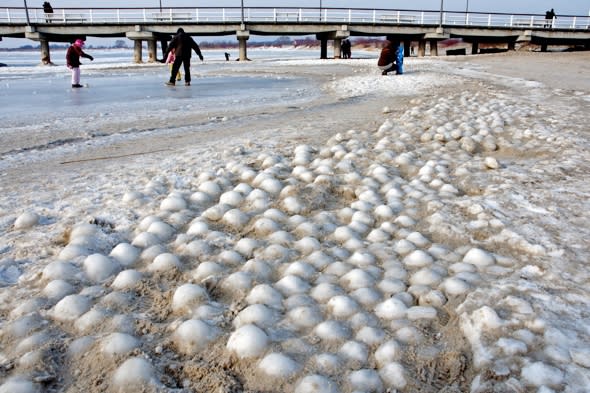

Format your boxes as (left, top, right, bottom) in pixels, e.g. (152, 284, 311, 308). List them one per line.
(0, 50, 589, 392)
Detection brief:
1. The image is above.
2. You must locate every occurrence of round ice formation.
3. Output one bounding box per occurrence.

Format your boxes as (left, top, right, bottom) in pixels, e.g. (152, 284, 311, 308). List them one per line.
(226, 324, 269, 359)
(283, 261, 316, 280)
(403, 250, 434, 268)
(202, 204, 229, 221)
(379, 362, 407, 389)
(75, 308, 107, 333)
(112, 357, 158, 389)
(253, 217, 280, 236)
(160, 194, 187, 211)
(521, 362, 564, 387)
(174, 319, 218, 354)
(83, 253, 119, 282)
(147, 221, 175, 241)
(348, 369, 382, 392)
(187, 220, 209, 237)
(259, 178, 283, 195)
(355, 326, 386, 346)
(246, 284, 284, 310)
(441, 277, 471, 296)
(276, 275, 311, 296)
(52, 295, 92, 321)
(406, 232, 430, 247)
(0, 377, 37, 393)
(288, 306, 323, 328)
(393, 239, 416, 255)
(192, 261, 224, 281)
(235, 237, 259, 258)
(234, 304, 278, 328)
(406, 306, 438, 320)
(148, 252, 181, 272)
(14, 211, 39, 229)
(109, 243, 140, 267)
(334, 226, 358, 243)
(258, 353, 301, 378)
(220, 190, 244, 207)
(283, 196, 305, 214)
(340, 269, 376, 291)
(314, 320, 351, 342)
(43, 279, 75, 300)
(328, 296, 359, 318)
(222, 208, 250, 228)
(351, 288, 382, 307)
(42, 261, 80, 282)
(463, 247, 495, 267)
(409, 268, 443, 287)
(101, 332, 139, 356)
(375, 298, 407, 320)
(294, 237, 321, 255)
(295, 375, 339, 393)
(199, 180, 222, 198)
(221, 272, 253, 295)
(339, 340, 369, 365)
(132, 232, 160, 248)
(172, 284, 208, 313)
(312, 353, 342, 375)
(111, 270, 143, 290)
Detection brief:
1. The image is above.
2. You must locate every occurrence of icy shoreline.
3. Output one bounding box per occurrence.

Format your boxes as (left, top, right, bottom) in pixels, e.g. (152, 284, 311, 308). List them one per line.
(1, 52, 589, 393)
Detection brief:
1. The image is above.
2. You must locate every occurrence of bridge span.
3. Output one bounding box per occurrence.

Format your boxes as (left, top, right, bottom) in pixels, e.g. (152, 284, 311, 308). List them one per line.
(1, 6, 589, 64)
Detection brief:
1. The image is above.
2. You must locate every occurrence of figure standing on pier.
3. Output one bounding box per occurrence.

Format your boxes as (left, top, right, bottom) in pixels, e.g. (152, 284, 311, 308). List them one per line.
(162, 28, 204, 87)
(43, 2, 53, 23)
(66, 39, 94, 88)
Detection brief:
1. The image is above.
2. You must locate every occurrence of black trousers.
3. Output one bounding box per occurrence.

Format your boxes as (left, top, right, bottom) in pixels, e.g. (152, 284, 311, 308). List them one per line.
(170, 57, 191, 83)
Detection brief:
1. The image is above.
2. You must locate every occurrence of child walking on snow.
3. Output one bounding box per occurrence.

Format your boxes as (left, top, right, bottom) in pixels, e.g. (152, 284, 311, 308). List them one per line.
(166, 48, 182, 82)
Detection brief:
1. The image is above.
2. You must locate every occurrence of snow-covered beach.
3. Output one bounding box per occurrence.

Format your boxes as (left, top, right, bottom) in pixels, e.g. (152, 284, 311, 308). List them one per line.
(1, 49, 589, 393)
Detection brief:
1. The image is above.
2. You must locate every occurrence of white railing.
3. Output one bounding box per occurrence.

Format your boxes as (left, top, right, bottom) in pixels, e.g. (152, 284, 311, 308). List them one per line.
(1, 7, 589, 30)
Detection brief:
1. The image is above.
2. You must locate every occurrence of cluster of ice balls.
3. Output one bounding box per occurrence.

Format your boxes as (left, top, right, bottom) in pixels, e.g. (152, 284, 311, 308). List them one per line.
(2, 91, 561, 392)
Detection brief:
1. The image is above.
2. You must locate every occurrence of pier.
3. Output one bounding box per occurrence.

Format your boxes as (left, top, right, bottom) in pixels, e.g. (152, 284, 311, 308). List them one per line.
(1, 6, 589, 64)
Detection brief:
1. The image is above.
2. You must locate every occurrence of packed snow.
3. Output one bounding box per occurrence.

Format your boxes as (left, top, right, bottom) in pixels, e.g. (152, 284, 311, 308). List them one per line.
(0, 48, 589, 392)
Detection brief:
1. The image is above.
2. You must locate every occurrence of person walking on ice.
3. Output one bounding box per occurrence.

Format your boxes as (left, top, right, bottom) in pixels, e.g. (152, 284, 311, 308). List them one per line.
(66, 39, 93, 88)
(162, 28, 203, 86)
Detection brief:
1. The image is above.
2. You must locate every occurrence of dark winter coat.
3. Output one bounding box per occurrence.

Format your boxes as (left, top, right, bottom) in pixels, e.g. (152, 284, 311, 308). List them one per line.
(378, 42, 397, 67)
(166, 29, 203, 60)
(66, 45, 92, 68)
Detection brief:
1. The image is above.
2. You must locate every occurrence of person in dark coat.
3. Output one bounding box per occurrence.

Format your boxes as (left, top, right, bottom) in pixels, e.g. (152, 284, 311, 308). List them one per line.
(377, 39, 399, 75)
(66, 39, 93, 88)
(162, 28, 203, 86)
(43, 2, 53, 23)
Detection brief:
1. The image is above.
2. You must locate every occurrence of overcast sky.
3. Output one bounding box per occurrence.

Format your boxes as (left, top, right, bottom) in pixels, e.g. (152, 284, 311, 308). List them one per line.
(2, 1, 589, 15)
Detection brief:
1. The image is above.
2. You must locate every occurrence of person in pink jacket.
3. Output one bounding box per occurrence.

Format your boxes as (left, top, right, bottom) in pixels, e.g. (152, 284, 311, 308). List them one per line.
(66, 39, 93, 88)
(165, 48, 182, 82)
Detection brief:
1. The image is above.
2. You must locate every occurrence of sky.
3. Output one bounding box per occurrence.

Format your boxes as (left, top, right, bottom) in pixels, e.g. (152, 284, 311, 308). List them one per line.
(1, 1, 589, 15)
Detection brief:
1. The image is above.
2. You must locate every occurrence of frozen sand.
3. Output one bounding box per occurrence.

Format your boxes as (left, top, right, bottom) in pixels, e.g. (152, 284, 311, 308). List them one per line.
(0, 51, 589, 392)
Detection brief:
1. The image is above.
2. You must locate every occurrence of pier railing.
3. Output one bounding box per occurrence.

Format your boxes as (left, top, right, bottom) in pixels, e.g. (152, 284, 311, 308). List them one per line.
(1, 7, 589, 30)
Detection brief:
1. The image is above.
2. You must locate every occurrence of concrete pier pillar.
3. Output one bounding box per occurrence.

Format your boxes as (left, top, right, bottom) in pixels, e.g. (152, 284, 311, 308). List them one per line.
(418, 40, 426, 57)
(147, 40, 157, 63)
(333, 38, 342, 59)
(508, 41, 516, 51)
(40, 39, 52, 65)
(320, 38, 328, 59)
(237, 29, 250, 61)
(429, 40, 438, 56)
(541, 43, 548, 52)
(404, 41, 411, 57)
(471, 42, 479, 54)
(133, 40, 143, 63)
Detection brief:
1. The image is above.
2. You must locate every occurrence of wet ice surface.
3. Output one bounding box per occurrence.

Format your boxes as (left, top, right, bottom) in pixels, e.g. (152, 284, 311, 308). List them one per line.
(0, 50, 589, 393)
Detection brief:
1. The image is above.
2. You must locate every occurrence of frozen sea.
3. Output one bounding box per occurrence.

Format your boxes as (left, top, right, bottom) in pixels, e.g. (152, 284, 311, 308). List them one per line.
(0, 48, 589, 393)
